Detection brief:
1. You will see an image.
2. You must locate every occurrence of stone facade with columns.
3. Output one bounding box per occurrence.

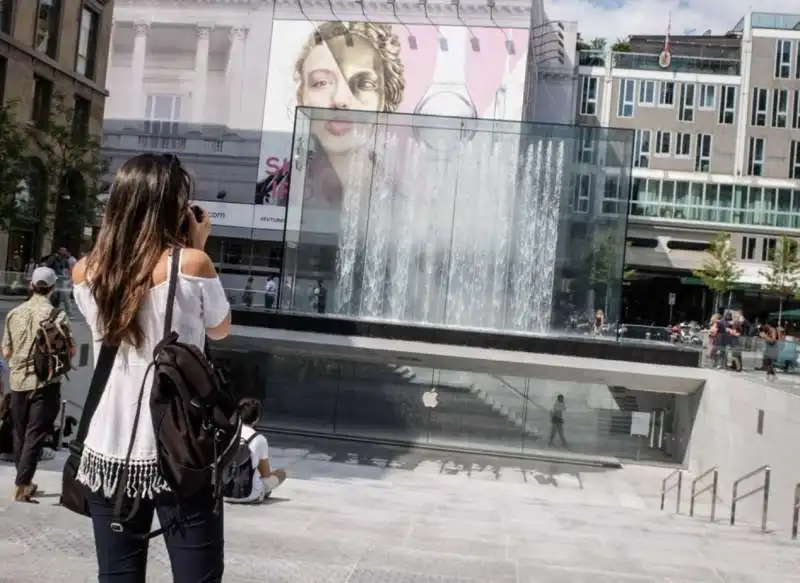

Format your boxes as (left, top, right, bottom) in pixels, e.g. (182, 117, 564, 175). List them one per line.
(101, 0, 573, 290)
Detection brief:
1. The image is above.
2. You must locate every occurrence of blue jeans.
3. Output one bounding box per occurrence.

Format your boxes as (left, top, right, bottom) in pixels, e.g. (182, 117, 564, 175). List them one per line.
(88, 491, 224, 583)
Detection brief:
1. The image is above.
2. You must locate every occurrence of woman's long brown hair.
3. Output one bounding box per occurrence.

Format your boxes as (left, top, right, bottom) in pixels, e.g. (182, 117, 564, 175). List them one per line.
(86, 153, 193, 348)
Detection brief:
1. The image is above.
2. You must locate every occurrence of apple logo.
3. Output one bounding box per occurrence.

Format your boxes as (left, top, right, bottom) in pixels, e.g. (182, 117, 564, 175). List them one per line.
(422, 387, 439, 409)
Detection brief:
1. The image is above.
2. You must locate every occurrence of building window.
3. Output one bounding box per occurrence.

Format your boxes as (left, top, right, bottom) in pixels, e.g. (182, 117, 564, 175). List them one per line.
(741, 236, 757, 260)
(0, 56, 6, 103)
(751, 88, 768, 126)
(655, 131, 672, 155)
(578, 128, 595, 163)
(144, 94, 182, 135)
(675, 132, 691, 157)
(772, 88, 789, 128)
(1, 0, 13, 34)
(718, 85, 736, 124)
(618, 79, 635, 117)
(775, 39, 793, 79)
(574, 174, 591, 213)
(762, 237, 778, 261)
(747, 137, 765, 176)
(658, 81, 675, 106)
(31, 75, 53, 129)
(638, 80, 655, 106)
(793, 90, 800, 129)
(72, 95, 91, 141)
(790, 141, 800, 179)
(695, 134, 712, 172)
(602, 175, 621, 215)
(679, 83, 695, 122)
(75, 5, 99, 79)
(698, 84, 716, 110)
(634, 129, 651, 168)
(579, 76, 598, 115)
(35, 0, 62, 58)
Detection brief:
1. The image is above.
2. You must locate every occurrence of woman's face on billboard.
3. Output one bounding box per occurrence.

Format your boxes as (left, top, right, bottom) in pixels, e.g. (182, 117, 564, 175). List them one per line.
(300, 34, 384, 154)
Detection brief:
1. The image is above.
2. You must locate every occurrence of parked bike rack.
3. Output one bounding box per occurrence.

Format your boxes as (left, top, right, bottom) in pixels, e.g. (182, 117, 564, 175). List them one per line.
(660, 469, 683, 514)
(730, 465, 771, 532)
(689, 466, 719, 522)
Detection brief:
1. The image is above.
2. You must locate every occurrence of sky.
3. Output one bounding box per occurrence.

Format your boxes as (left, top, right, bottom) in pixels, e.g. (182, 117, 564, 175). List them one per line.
(543, 0, 797, 41)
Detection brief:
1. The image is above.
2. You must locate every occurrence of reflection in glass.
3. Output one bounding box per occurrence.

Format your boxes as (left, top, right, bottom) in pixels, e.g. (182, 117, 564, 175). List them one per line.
(282, 108, 634, 333)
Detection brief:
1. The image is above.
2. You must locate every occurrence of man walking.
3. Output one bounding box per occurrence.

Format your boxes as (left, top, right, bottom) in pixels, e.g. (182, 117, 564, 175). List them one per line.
(2, 266, 74, 502)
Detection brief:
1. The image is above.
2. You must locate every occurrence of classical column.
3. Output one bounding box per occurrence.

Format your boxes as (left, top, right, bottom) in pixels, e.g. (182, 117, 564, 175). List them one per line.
(226, 27, 247, 129)
(131, 20, 150, 120)
(192, 25, 212, 124)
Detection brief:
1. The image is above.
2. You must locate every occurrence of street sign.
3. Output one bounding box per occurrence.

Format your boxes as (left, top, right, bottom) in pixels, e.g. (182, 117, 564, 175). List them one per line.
(668, 292, 676, 306)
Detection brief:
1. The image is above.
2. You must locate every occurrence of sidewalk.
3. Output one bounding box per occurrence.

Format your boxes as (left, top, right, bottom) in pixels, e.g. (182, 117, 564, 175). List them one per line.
(2, 437, 800, 583)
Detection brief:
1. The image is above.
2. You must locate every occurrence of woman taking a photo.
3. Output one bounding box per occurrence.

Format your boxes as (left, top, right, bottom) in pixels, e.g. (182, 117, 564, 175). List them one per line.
(71, 153, 231, 582)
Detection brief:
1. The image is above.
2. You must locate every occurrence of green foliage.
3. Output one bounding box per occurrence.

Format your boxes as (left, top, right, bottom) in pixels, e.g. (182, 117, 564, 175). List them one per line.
(760, 236, 800, 322)
(589, 231, 625, 286)
(29, 93, 106, 251)
(590, 37, 607, 51)
(693, 232, 742, 296)
(611, 38, 633, 52)
(0, 101, 32, 230)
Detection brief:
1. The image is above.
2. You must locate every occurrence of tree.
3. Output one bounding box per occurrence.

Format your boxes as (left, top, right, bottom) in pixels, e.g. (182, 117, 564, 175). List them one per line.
(611, 37, 632, 52)
(576, 32, 591, 52)
(0, 101, 33, 230)
(760, 235, 800, 323)
(693, 232, 742, 312)
(30, 93, 106, 254)
(589, 230, 627, 314)
(590, 37, 607, 51)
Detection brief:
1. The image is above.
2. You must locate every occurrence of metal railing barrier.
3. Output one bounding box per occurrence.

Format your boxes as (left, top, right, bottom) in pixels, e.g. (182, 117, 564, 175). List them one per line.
(660, 469, 683, 514)
(689, 466, 719, 522)
(730, 465, 771, 532)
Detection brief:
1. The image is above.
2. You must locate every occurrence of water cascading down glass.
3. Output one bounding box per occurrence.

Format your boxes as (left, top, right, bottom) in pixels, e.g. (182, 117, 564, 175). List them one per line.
(331, 129, 565, 334)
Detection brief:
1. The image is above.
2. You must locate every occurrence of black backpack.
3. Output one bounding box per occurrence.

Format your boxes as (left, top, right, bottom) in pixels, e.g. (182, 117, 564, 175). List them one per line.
(29, 308, 72, 383)
(221, 434, 259, 499)
(110, 248, 241, 537)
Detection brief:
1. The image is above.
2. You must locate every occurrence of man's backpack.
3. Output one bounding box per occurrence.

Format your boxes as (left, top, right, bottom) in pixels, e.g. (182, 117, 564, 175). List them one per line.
(29, 308, 72, 383)
(110, 248, 241, 537)
(221, 434, 259, 499)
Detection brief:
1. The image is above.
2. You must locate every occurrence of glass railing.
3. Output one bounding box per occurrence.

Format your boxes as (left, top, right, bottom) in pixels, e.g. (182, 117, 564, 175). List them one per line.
(213, 346, 680, 462)
(578, 50, 741, 76)
(751, 12, 800, 31)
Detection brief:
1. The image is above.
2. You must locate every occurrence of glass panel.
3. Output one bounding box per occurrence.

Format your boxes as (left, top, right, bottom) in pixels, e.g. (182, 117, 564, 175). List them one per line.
(216, 346, 678, 461)
(717, 184, 732, 224)
(282, 107, 634, 333)
(763, 188, 777, 226)
(674, 181, 689, 219)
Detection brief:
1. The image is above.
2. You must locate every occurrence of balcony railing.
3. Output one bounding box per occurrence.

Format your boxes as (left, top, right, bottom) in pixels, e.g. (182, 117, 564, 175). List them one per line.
(578, 50, 741, 76)
(102, 122, 262, 158)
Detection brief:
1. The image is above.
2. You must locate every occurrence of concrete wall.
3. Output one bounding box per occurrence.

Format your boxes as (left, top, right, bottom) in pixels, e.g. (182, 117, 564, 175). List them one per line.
(681, 370, 800, 533)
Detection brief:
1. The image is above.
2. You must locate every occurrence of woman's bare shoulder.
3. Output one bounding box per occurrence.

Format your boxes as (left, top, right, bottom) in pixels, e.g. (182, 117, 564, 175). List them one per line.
(181, 248, 217, 279)
(72, 257, 88, 285)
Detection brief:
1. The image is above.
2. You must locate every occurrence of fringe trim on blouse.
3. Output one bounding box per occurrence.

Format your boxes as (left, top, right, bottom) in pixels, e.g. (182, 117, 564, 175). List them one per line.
(76, 447, 172, 499)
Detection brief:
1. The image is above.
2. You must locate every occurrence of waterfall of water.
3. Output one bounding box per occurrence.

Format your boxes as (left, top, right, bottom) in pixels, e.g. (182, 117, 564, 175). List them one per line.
(330, 128, 563, 335)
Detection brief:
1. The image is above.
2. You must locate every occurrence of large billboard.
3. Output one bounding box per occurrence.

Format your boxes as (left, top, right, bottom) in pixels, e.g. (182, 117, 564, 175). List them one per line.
(255, 20, 530, 203)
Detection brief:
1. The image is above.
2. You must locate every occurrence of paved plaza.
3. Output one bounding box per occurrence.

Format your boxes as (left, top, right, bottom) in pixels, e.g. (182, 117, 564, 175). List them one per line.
(1, 436, 799, 583)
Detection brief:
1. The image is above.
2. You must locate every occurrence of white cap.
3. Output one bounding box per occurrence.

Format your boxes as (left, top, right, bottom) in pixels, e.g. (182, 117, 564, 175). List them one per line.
(31, 266, 57, 287)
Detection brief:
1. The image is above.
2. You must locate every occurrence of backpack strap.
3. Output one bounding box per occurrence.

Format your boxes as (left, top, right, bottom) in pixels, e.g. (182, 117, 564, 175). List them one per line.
(162, 247, 181, 338)
(244, 433, 259, 447)
(74, 344, 119, 446)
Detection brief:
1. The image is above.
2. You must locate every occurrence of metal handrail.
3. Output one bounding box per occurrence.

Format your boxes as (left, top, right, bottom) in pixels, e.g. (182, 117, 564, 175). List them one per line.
(792, 483, 800, 540)
(730, 465, 771, 532)
(660, 469, 683, 514)
(689, 466, 719, 522)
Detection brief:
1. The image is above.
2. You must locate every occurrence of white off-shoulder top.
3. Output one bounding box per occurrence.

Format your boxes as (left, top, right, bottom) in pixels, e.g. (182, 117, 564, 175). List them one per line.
(73, 249, 231, 499)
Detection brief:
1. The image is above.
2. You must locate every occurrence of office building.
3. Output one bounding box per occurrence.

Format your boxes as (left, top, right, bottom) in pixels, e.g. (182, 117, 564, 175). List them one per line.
(576, 11, 800, 322)
(0, 0, 114, 268)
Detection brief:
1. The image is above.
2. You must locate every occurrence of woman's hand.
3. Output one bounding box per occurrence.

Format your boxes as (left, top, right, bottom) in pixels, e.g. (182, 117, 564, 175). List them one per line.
(187, 206, 211, 250)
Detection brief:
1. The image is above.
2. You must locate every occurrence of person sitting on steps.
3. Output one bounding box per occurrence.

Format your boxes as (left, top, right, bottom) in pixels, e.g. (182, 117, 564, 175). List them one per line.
(227, 398, 286, 504)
